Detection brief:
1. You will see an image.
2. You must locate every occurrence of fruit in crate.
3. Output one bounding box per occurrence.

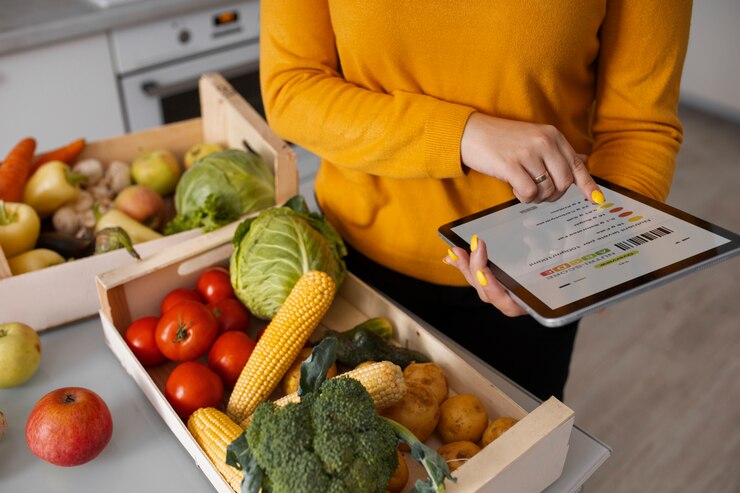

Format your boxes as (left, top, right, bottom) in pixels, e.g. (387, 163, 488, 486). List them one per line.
(0, 201, 41, 258)
(25, 387, 113, 466)
(183, 142, 223, 168)
(155, 300, 218, 361)
(165, 361, 224, 420)
(131, 149, 181, 196)
(113, 184, 166, 230)
(0, 322, 41, 388)
(124, 316, 167, 366)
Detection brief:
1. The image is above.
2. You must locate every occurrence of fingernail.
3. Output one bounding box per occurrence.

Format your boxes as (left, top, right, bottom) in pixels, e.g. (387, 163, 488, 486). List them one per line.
(447, 249, 458, 262)
(470, 234, 479, 251)
(591, 190, 605, 204)
(476, 269, 488, 286)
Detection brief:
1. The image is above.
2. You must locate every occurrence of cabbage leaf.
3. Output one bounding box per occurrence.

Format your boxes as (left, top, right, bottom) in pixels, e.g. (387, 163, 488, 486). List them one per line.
(230, 196, 347, 320)
(165, 149, 274, 234)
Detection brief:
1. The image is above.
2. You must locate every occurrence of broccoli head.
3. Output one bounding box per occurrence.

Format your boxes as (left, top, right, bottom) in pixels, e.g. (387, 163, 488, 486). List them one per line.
(246, 377, 398, 493)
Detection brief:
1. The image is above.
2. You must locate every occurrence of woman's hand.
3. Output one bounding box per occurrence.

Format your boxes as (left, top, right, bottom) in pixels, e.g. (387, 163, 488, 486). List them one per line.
(461, 112, 604, 204)
(444, 238, 526, 317)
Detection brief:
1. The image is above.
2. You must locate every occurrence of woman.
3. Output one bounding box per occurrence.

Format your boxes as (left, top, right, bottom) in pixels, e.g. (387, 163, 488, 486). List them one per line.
(259, 1, 692, 400)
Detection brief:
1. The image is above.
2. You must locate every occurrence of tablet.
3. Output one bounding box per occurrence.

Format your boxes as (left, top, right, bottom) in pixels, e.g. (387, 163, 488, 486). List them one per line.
(438, 178, 740, 327)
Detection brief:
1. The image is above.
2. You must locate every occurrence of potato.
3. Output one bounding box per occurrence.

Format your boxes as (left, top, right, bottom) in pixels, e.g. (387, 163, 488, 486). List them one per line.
(280, 347, 337, 395)
(381, 382, 440, 444)
(437, 440, 481, 472)
(479, 416, 518, 447)
(386, 450, 408, 492)
(403, 362, 448, 405)
(436, 393, 488, 444)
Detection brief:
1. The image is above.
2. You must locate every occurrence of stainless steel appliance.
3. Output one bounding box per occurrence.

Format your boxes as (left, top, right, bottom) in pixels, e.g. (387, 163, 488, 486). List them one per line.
(109, 1, 262, 132)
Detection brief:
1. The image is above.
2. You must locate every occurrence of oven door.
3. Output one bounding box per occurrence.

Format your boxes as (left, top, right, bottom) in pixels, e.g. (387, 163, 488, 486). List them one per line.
(118, 40, 261, 132)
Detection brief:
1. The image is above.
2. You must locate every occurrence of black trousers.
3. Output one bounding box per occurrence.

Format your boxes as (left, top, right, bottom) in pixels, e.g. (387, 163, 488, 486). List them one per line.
(344, 244, 579, 402)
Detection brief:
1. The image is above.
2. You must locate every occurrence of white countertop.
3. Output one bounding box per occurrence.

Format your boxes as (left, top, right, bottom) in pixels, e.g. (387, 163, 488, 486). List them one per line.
(0, 0, 240, 56)
(0, 313, 610, 493)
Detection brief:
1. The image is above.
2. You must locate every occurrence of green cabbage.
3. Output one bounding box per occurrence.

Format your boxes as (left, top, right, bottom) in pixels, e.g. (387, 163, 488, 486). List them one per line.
(230, 196, 347, 320)
(165, 149, 275, 234)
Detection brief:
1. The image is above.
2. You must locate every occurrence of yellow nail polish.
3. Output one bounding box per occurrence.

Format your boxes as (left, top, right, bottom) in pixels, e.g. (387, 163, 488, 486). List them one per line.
(447, 249, 458, 262)
(470, 234, 479, 251)
(591, 190, 605, 204)
(476, 269, 488, 286)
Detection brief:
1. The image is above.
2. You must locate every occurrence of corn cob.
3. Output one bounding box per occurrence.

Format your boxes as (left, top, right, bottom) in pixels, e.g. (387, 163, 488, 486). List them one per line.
(188, 407, 244, 492)
(240, 360, 406, 428)
(226, 270, 336, 423)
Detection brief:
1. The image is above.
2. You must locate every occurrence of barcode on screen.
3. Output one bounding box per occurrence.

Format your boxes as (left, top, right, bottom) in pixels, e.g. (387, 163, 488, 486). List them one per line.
(614, 226, 673, 251)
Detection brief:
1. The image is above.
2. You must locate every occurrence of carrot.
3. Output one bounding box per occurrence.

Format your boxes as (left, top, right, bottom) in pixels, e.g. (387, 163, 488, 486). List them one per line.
(0, 137, 37, 202)
(30, 138, 86, 175)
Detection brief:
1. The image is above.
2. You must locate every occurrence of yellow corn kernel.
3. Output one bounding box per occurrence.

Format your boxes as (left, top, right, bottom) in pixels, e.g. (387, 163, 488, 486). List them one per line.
(240, 360, 406, 428)
(188, 407, 244, 492)
(226, 270, 336, 423)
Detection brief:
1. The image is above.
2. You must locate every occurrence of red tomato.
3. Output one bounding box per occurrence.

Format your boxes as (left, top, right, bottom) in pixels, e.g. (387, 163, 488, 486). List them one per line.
(165, 361, 224, 420)
(124, 316, 167, 366)
(196, 267, 235, 304)
(155, 300, 218, 361)
(208, 298, 251, 334)
(160, 287, 203, 314)
(208, 331, 257, 388)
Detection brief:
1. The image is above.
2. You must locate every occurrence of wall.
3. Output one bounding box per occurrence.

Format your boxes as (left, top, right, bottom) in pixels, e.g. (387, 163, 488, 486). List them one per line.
(680, 0, 740, 123)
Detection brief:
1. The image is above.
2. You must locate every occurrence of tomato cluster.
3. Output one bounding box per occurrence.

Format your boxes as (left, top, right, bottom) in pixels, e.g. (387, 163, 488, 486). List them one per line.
(123, 265, 259, 420)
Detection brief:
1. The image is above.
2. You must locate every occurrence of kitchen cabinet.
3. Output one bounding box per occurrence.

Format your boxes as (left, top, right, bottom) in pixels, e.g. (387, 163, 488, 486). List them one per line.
(0, 33, 125, 152)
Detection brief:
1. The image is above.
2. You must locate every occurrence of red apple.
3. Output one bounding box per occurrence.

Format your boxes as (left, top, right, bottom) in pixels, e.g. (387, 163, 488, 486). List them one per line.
(114, 184, 166, 230)
(26, 387, 113, 467)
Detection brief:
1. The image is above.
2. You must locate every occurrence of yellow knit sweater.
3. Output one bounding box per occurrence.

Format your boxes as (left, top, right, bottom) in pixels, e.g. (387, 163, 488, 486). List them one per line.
(260, 1, 692, 286)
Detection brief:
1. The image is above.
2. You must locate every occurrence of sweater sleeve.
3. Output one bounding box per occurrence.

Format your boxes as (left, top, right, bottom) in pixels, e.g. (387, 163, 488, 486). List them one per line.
(259, 0, 475, 180)
(588, 0, 692, 202)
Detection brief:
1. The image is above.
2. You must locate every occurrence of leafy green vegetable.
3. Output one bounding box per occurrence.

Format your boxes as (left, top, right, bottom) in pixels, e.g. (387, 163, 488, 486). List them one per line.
(230, 195, 347, 320)
(227, 336, 453, 493)
(225, 433, 264, 493)
(298, 337, 338, 397)
(383, 418, 456, 493)
(247, 377, 398, 493)
(165, 149, 274, 234)
(322, 325, 430, 369)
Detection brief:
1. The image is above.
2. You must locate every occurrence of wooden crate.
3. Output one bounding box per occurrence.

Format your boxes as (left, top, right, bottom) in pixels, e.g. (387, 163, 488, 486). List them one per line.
(0, 72, 296, 331)
(96, 224, 575, 493)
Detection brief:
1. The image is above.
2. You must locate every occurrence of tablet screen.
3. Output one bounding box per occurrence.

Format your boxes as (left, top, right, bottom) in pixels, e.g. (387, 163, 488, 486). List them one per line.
(445, 183, 734, 312)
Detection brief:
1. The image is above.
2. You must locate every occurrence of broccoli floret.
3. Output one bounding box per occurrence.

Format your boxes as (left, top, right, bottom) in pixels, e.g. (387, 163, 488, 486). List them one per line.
(245, 377, 398, 493)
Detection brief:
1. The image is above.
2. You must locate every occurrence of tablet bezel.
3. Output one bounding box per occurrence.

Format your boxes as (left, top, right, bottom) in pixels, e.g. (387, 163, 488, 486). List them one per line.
(438, 178, 740, 327)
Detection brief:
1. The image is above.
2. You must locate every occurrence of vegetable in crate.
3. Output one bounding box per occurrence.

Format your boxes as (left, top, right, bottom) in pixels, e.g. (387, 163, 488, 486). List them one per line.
(0, 137, 36, 203)
(165, 149, 275, 234)
(30, 138, 86, 176)
(0, 201, 40, 258)
(226, 270, 336, 423)
(7, 248, 65, 275)
(230, 195, 347, 320)
(322, 318, 430, 369)
(23, 161, 86, 218)
(218, 337, 454, 493)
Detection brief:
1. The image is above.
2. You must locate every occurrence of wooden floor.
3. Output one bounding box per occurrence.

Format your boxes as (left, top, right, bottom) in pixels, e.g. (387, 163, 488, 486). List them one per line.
(567, 105, 740, 493)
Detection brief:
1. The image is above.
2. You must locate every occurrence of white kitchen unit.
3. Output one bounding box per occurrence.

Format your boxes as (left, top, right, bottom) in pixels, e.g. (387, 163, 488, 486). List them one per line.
(0, 33, 126, 153)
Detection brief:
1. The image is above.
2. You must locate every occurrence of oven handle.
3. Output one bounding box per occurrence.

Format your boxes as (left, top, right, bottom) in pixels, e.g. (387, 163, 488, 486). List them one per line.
(140, 61, 259, 98)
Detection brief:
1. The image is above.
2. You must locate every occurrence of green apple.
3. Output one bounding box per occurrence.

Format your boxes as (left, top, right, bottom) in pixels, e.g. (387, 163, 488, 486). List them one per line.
(183, 143, 223, 169)
(0, 322, 41, 388)
(131, 149, 182, 196)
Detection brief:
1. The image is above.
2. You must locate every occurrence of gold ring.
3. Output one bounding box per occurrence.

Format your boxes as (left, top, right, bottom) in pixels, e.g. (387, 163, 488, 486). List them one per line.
(533, 171, 549, 184)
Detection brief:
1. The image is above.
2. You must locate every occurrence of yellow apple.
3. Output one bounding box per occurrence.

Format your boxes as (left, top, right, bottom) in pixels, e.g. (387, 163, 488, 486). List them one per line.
(131, 149, 181, 196)
(0, 322, 41, 388)
(183, 143, 223, 168)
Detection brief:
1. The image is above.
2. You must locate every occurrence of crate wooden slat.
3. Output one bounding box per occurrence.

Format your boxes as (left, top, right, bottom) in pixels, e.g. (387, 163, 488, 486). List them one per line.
(96, 226, 574, 493)
(0, 72, 296, 331)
